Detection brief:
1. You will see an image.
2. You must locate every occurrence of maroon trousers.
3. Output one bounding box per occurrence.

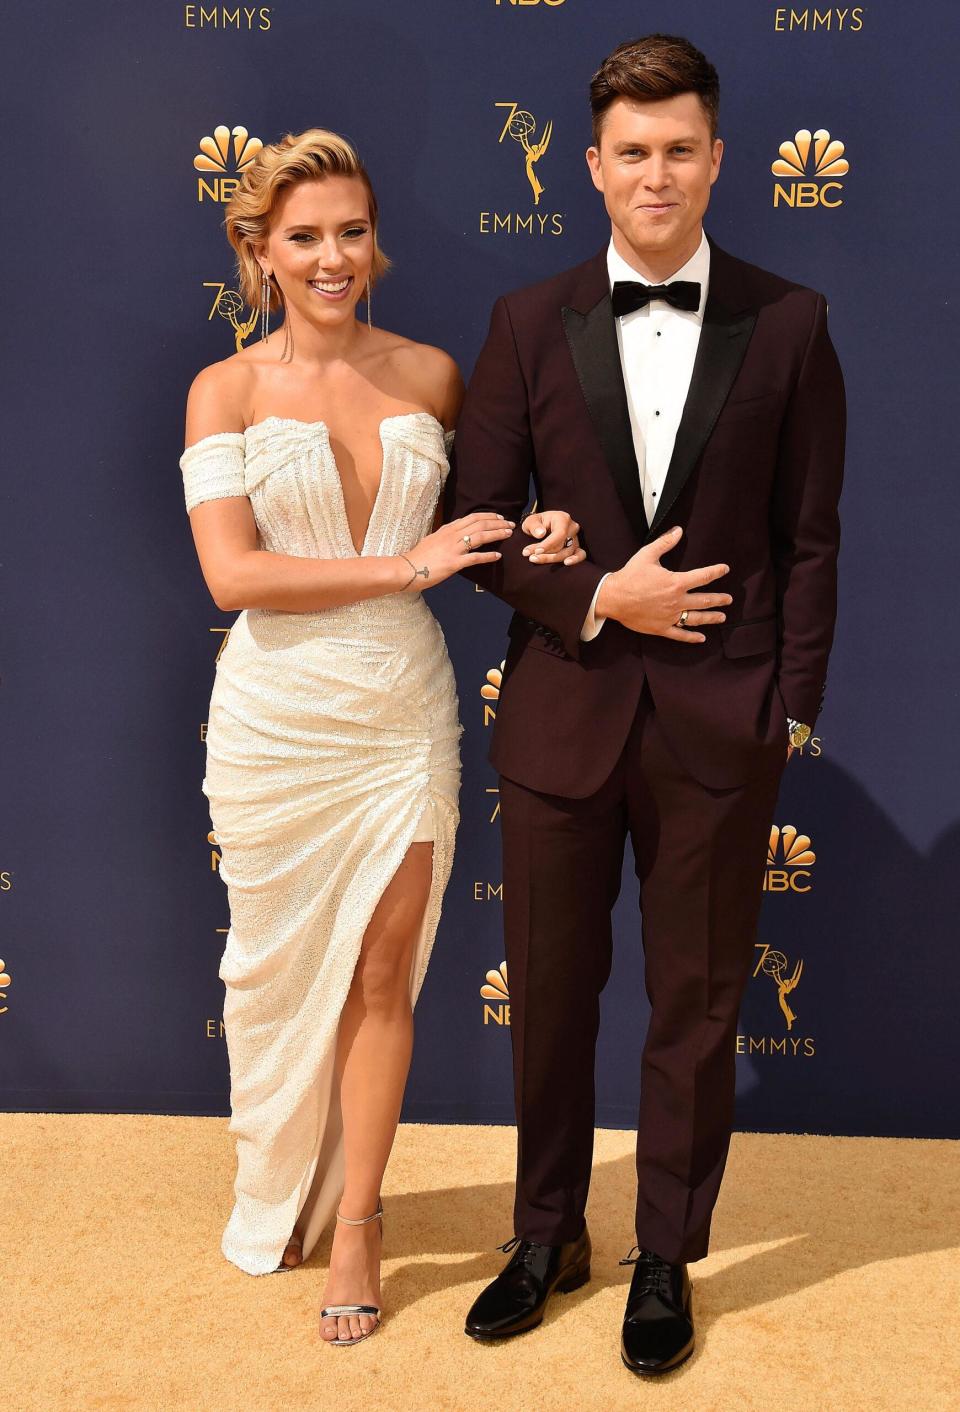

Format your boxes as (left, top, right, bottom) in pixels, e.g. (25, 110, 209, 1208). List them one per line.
(499, 684, 786, 1264)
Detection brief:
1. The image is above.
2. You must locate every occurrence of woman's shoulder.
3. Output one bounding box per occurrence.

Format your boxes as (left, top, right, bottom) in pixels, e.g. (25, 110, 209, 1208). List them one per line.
(376, 331, 463, 426)
(381, 330, 459, 380)
(184, 353, 256, 446)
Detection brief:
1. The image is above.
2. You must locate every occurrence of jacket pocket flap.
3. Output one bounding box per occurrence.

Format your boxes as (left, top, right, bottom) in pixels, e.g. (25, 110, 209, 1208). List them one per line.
(716, 390, 781, 424)
(722, 616, 777, 658)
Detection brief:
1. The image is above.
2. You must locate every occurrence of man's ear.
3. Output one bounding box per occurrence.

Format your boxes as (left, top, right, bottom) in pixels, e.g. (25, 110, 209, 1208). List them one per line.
(585, 146, 604, 193)
(710, 137, 724, 185)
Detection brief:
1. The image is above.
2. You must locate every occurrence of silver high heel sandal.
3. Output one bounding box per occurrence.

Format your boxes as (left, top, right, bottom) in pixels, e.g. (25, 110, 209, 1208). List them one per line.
(319, 1202, 384, 1347)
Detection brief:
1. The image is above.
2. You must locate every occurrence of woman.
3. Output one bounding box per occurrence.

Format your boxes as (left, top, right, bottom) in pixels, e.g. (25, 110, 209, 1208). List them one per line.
(179, 129, 583, 1346)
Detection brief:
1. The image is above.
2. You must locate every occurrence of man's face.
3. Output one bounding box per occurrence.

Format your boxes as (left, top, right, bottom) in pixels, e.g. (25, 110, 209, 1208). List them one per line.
(586, 93, 723, 267)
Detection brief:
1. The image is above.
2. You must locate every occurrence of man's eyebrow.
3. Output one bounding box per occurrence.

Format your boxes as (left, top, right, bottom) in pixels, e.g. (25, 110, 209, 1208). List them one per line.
(613, 135, 701, 149)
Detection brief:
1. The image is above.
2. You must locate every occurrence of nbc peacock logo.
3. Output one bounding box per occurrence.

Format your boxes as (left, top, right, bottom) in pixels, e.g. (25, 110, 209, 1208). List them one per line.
(481, 661, 504, 727)
(194, 125, 263, 203)
(0, 956, 11, 1015)
(481, 961, 510, 1026)
(764, 824, 816, 893)
(772, 128, 848, 209)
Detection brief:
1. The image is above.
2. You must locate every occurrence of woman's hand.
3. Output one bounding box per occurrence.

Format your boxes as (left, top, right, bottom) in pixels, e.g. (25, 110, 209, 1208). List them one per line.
(400, 512, 515, 590)
(521, 510, 585, 566)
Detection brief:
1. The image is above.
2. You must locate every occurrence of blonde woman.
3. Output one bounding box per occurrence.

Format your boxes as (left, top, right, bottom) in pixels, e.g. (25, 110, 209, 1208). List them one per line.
(179, 129, 583, 1345)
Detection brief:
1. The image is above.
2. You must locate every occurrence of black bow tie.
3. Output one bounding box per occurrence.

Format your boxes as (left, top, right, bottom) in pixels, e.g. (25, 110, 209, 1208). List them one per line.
(611, 279, 701, 318)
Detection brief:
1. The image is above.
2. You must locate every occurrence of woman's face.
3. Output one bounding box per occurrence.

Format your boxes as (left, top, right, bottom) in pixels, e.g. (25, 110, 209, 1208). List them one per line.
(257, 174, 375, 330)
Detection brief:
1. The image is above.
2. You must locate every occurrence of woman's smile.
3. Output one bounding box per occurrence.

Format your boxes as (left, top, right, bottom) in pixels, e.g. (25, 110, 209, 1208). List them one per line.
(308, 275, 354, 302)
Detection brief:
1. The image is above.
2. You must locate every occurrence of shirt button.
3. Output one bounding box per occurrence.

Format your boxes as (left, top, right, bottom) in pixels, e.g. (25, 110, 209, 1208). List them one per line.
(655, 410, 660, 416)
(656, 331, 662, 337)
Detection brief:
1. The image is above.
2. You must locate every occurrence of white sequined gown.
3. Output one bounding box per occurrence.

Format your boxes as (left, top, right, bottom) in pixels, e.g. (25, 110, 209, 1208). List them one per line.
(179, 412, 462, 1276)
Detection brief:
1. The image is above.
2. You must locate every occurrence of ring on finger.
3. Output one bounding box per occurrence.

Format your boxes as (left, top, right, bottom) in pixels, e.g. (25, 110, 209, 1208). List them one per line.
(676, 609, 689, 627)
(564, 537, 574, 548)
(463, 534, 472, 549)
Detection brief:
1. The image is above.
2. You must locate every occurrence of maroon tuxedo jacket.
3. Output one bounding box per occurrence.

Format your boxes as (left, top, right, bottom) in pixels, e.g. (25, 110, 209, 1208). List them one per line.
(446, 236, 845, 794)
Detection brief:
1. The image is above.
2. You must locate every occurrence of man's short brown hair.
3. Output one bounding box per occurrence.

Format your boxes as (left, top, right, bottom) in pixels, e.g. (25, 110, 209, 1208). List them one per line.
(590, 34, 720, 146)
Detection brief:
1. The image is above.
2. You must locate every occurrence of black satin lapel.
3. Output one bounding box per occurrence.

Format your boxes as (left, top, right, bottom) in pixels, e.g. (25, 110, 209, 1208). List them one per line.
(646, 305, 757, 540)
(562, 300, 649, 541)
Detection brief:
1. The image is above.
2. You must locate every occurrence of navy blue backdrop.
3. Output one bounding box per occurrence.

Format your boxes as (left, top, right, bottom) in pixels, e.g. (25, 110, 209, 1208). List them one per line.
(2, 0, 958, 1138)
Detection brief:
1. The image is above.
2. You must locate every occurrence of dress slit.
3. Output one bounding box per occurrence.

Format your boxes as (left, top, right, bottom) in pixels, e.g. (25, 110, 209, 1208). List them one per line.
(285, 815, 440, 1262)
(218, 772, 457, 1276)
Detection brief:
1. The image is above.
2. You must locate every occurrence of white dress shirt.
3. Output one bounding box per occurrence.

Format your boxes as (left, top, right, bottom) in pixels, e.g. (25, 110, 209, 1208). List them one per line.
(580, 230, 710, 640)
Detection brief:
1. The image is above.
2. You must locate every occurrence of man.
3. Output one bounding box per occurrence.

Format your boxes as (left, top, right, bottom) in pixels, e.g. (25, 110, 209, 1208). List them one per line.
(447, 34, 844, 1375)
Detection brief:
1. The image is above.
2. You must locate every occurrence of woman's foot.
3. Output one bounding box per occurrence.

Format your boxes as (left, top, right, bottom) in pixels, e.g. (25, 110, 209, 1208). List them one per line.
(319, 1207, 383, 1343)
(281, 1234, 303, 1268)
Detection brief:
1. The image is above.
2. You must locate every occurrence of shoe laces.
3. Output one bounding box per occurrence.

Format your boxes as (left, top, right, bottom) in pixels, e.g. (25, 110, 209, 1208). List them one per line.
(619, 1246, 672, 1299)
(496, 1234, 540, 1271)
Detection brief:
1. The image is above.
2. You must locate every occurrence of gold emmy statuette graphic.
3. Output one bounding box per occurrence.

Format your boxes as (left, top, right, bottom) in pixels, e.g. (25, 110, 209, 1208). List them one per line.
(772, 128, 848, 208)
(481, 962, 510, 1025)
(0, 957, 10, 1015)
(754, 943, 803, 1031)
(496, 103, 552, 206)
(215, 288, 258, 351)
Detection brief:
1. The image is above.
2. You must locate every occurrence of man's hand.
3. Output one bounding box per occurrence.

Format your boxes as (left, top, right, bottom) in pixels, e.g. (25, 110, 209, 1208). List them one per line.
(595, 525, 732, 644)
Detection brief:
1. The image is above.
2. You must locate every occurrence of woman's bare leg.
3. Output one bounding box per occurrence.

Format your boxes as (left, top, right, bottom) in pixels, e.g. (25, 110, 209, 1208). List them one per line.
(319, 840, 433, 1342)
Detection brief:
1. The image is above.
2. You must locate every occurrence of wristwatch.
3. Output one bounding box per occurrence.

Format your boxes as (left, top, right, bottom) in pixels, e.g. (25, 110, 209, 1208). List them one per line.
(786, 717, 812, 749)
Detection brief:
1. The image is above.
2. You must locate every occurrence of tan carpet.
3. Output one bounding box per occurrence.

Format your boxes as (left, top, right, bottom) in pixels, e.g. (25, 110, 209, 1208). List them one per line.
(3, 1116, 957, 1412)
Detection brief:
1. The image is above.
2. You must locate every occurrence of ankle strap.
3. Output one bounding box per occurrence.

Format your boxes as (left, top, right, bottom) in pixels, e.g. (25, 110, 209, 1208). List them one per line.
(336, 1201, 383, 1227)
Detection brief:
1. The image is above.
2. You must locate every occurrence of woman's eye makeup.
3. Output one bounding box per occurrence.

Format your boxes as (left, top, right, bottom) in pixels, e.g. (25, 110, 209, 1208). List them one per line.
(287, 226, 370, 242)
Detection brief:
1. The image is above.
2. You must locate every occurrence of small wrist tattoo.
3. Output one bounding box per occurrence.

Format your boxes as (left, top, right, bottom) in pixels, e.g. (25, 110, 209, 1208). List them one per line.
(399, 555, 430, 588)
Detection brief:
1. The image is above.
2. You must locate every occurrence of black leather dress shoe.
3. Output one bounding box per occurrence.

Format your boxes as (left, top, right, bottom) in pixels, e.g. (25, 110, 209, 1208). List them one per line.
(620, 1247, 694, 1376)
(464, 1228, 591, 1341)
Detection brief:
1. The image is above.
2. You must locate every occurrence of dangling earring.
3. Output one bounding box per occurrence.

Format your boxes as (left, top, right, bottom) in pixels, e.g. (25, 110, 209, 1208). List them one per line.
(280, 292, 294, 364)
(259, 270, 271, 341)
(365, 277, 373, 331)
